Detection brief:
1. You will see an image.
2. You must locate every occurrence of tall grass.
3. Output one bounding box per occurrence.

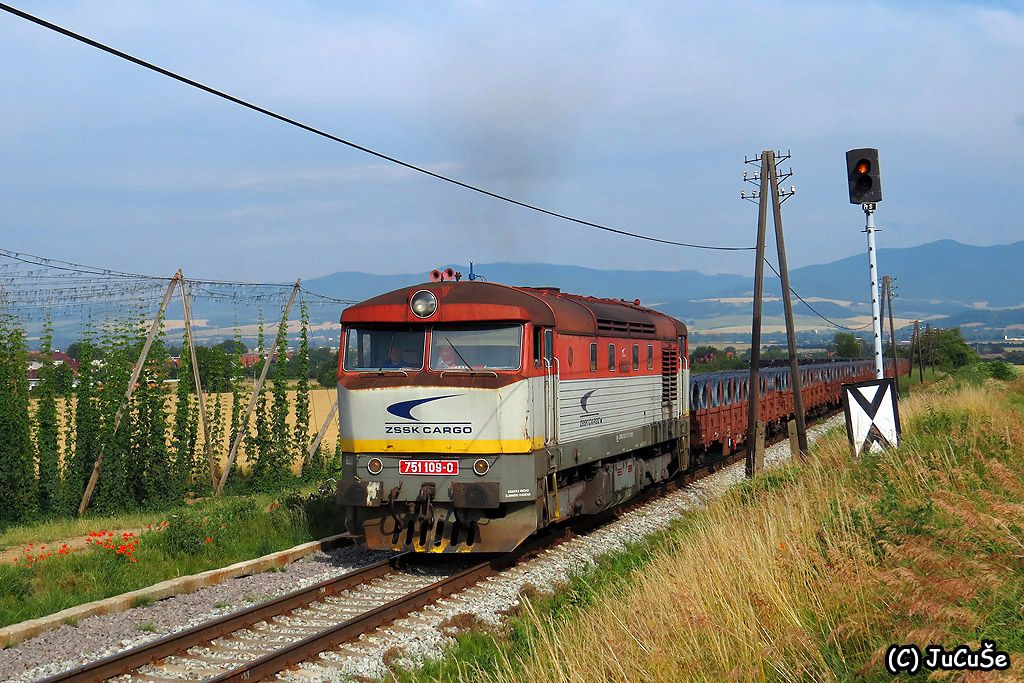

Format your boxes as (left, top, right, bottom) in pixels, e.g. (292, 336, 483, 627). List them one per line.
(423, 381, 1024, 682)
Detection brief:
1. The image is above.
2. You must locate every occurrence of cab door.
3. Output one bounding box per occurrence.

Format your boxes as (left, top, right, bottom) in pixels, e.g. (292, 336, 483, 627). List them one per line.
(541, 327, 558, 444)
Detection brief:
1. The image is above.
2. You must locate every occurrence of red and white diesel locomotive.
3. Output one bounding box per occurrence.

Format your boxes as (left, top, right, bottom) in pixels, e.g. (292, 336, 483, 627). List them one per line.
(336, 273, 889, 553)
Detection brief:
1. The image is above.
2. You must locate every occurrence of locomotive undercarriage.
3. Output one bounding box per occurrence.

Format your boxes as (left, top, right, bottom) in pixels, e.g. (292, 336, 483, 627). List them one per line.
(341, 431, 690, 553)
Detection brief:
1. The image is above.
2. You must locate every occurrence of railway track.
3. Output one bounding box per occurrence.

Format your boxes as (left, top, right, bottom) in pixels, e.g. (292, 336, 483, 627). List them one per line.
(40, 412, 830, 683)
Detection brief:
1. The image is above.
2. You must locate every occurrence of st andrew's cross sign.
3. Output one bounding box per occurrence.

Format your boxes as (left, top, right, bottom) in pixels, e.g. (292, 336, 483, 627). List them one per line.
(841, 377, 901, 457)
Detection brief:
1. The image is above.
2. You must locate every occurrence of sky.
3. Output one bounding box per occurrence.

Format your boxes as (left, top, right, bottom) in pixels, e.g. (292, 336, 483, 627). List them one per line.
(1, 0, 1022, 283)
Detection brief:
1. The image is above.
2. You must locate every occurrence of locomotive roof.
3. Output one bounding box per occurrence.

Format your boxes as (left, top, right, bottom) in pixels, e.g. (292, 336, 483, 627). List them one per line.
(342, 280, 687, 339)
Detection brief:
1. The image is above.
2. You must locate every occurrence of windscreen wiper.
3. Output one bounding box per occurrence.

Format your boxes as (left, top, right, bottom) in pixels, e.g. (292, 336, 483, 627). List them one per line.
(445, 337, 475, 370)
(377, 332, 396, 373)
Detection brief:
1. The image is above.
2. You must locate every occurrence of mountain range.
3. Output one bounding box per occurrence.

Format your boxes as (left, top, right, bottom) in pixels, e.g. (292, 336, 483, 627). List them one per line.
(301, 239, 1023, 342)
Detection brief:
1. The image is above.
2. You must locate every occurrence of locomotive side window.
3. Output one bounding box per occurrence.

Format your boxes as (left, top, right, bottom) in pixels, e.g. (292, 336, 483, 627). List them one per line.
(543, 329, 554, 366)
(608, 343, 615, 372)
(343, 326, 425, 371)
(429, 324, 523, 370)
(647, 345, 654, 370)
(590, 343, 597, 371)
(632, 344, 639, 371)
(533, 326, 542, 367)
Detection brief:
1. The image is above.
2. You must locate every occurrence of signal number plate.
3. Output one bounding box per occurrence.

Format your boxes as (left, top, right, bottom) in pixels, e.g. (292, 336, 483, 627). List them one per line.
(399, 459, 459, 475)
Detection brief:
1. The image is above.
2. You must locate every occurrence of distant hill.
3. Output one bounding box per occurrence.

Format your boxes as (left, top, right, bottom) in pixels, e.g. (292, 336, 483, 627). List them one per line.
(44, 239, 1015, 348)
(302, 240, 1024, 341)
(778, 239, 1024, 309)
(304, 262, 747, 305)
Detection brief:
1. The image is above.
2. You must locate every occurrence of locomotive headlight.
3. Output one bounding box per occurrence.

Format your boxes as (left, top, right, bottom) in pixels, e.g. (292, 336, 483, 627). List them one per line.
(410, 290, 437, 318)
(473, 458, 489, 476)
(367, 457, 383, 475)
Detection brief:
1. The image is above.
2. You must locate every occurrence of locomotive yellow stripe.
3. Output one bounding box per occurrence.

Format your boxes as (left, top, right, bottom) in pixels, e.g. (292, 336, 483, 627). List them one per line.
(339, 437, 544, 454)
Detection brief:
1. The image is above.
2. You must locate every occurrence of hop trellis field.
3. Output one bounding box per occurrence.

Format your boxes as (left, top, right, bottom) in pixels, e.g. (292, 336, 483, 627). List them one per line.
(0, 249, 354, 524)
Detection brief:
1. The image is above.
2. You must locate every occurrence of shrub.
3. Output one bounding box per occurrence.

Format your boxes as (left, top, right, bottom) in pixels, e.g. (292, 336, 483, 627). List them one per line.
(983, 360, 1017, 381)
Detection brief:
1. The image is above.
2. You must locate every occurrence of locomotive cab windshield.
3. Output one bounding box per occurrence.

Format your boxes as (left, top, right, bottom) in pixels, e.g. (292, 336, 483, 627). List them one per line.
(428, 324, 522, 371)
(344, 325, 425, 371)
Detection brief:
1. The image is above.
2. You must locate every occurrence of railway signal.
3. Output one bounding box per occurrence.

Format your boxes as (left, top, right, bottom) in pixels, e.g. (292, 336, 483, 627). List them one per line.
(846, 148, 882, 204)
(846, 147, 885, 379)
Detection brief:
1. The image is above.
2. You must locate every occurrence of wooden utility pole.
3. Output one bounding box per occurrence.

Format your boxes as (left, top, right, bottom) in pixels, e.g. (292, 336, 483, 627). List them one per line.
(915, 320, 924, 383)
(767, 152, 807, 457)
(179, 274, 218, 490)
(217, 280, 301, 495)
(925, 322, 933, 371)
(79, 273, 180, 516)
(882, 275, 900, 396)
(745, 152, 770, 478)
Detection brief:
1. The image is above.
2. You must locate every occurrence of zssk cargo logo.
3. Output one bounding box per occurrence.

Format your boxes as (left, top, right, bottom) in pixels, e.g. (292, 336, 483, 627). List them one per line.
(579, 389, 603, 428)
(384, 395, 473, 434)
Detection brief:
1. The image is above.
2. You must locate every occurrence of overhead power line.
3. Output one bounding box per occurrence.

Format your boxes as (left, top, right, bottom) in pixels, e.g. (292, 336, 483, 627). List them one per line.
(762, 258, 871, 331)
(0, 248, 357, 308)
(0, 2, 753, 253)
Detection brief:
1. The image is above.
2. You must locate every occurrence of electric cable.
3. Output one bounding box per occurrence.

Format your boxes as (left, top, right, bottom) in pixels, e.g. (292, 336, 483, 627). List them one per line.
(762, 258, 872, 331)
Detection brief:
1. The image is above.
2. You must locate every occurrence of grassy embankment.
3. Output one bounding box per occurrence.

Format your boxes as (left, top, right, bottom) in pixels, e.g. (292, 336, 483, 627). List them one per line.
(0, 490, 343, 629)
(395, 368, 1024, 682)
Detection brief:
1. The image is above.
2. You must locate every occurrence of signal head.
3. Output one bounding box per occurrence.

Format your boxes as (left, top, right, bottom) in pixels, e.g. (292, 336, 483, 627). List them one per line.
(845, 148, 882, 204)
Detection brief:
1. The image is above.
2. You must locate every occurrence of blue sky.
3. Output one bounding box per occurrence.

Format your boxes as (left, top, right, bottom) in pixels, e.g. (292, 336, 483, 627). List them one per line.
(1, 0, 1021, 281)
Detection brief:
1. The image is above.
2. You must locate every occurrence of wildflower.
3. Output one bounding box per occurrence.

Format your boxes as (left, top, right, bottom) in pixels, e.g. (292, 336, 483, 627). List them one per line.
(205, 537, 212, 544)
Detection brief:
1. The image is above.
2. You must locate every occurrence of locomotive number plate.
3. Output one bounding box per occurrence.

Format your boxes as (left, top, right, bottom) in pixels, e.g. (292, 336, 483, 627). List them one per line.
(399, 460, 459, 475)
